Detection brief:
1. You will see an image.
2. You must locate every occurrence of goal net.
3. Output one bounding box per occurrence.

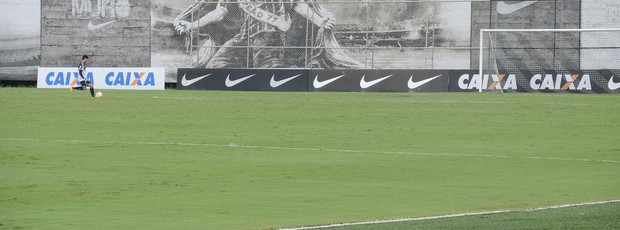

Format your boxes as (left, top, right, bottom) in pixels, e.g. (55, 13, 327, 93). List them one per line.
(479, 28, 620, 92)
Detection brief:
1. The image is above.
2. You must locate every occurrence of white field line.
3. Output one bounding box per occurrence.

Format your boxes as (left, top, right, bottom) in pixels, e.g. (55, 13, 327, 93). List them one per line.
(3, 138, 620, 164)
(279, 199, 620, 230)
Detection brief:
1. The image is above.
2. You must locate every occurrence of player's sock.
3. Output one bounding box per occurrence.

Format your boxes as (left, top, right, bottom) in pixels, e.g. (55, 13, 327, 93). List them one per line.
(89, 87, 95, 97)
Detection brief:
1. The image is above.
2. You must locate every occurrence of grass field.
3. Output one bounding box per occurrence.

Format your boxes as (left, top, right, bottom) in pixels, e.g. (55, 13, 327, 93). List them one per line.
(1, 88, 619, 229)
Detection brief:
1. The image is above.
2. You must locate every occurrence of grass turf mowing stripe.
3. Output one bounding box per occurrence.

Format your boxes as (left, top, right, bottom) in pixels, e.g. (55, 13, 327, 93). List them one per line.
(4, 138, 620, 164)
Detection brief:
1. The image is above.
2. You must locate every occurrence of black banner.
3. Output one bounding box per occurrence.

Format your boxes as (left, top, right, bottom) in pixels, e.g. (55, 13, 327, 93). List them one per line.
(309, 70, 370, 92)
(601, 69, 620, 93)
(449, 69, 619, 93)
(522, 69, 605, 93)
(308, 69, 449, 92)
(177, 69, 308, 91)
(178, 68, 619, 93)
(448, 70, 483, 92)
(178, 69, 450, 92)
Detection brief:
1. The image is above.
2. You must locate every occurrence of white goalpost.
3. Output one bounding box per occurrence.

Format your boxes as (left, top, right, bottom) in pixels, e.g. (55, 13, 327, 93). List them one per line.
(478, 28, 620, 93)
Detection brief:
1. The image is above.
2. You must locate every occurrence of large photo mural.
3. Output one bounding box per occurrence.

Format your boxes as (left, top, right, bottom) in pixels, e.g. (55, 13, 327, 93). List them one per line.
(41, 0, 151, 69)
(152, 0, 472, 80)
(0, 0, 616, 82)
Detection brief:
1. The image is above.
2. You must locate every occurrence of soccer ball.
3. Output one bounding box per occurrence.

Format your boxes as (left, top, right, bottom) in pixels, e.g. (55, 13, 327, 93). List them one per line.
(95, 92, 103, 98)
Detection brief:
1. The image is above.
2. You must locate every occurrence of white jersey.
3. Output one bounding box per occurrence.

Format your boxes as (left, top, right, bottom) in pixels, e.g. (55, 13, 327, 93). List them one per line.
(78, 62, 87, 81)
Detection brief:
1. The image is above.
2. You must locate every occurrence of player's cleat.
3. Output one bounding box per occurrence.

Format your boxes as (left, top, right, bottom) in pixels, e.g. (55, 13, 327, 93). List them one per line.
(92, 97, 96, 100)
(69, 87, 73, 92)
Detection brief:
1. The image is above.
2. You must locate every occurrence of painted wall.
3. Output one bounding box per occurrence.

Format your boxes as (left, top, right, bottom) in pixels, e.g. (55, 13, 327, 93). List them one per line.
(0, 0, 617, 82)
(41, 0, 151, 70)
(0, 0, 40, 80)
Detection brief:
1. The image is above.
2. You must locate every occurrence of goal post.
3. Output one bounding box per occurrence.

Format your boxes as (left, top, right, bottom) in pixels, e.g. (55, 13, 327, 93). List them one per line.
(479, 28, 620, 93)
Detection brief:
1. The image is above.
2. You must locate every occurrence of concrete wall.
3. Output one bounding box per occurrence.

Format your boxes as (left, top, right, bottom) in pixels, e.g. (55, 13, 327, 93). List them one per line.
(0, 0, 40, 80)
(41, 0, 150, 68)
(581, 0, 620, 69)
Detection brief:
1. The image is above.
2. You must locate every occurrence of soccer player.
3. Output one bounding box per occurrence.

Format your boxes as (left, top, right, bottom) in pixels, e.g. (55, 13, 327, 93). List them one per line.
(69, 55, 95, 98)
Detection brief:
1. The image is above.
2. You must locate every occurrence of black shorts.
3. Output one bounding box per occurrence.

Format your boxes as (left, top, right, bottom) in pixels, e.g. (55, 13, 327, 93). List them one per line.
(79, 80, 92, 87)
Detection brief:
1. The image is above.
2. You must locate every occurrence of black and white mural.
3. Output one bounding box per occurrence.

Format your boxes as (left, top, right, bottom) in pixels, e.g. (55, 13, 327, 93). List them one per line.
(152, 0, 472, 80)
(1, 0, 616, 82)
(40, 0, 151, 69)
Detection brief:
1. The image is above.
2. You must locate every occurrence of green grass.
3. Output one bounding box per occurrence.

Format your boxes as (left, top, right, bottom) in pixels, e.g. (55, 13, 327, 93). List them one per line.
(0, 88, 619, 229)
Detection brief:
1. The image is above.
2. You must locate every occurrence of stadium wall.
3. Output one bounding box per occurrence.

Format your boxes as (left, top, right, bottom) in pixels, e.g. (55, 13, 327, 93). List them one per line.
(0, 0, 41, 80)
(0, 0, 618, 83)
(40, 0, 151, 72)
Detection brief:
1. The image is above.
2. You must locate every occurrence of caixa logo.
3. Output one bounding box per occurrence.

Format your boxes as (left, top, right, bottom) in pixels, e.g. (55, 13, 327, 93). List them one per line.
(530, 74, 591, 91)
(458, 74, 518, 90)
(104, 72, 156, 86)
(45, 71, 95, 86)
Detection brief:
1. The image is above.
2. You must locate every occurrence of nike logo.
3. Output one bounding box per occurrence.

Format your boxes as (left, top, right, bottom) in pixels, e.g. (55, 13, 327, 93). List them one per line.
(609, 75, 620, 90)
(408, 75, 442, 89)
(88, 20, 117, 31)
(313, 74, 345, 89)
(270, 74, 301, 88)
(225, 74, 255, 87)
(360, 75, 392, 89)
(181, 73, 211, 87)
(497, 1, 538, 15)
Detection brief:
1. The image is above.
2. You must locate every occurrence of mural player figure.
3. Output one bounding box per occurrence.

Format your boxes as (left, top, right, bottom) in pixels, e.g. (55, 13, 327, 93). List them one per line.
(69, 55, 96, 99)
(174, 0, 362, 69)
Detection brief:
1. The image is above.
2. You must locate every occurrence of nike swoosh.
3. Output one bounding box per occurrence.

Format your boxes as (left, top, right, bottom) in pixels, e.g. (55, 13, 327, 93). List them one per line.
(88, 20, 117, 31)
(408, 75, 442, 89)
(181, 73, 211, 87)
(225, 74, 255, 87)
(609, 75, 620, 90)
(270, 74, 302, 88)
(360, 75, 392, 89)
(497, 1, 538, 15)
(313, 74, 345, 89)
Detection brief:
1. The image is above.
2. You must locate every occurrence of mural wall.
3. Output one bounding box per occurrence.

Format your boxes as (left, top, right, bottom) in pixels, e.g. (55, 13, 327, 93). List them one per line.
(151, 0, 472, 81)
(0, 1, 617, 82)
(40, 0, 151, 70)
